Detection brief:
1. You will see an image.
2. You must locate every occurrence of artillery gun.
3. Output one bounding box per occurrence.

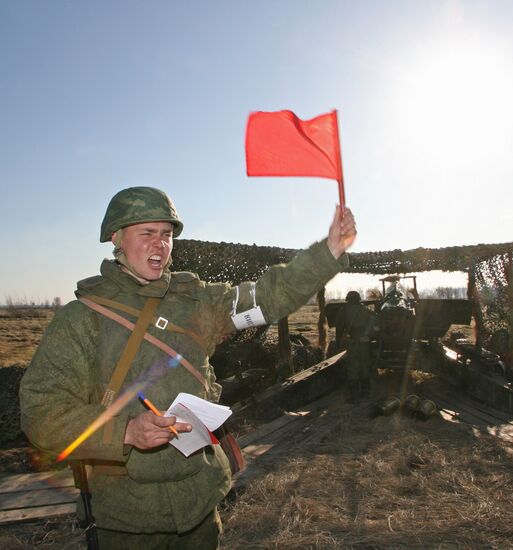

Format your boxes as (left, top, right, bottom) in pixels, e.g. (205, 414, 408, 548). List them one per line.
(327, 275, 472, 369)
(326, 275, 513, 413)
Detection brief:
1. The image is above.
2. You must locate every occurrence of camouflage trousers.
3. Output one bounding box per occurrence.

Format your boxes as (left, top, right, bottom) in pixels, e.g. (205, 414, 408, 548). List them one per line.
(346, 342, 373, 381)
(96, 508, 222, 550)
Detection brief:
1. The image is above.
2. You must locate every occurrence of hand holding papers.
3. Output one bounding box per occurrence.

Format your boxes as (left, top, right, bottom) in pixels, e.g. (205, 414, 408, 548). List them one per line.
(164, 393, 232, 457)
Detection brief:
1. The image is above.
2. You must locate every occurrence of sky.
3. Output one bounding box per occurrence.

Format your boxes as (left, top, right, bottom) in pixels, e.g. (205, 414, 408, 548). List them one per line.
(1, 0, 512, 304)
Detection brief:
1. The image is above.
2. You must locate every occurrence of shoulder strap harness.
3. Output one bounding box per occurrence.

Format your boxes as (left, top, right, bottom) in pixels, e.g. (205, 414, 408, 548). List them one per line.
(79, 296, 209, 396)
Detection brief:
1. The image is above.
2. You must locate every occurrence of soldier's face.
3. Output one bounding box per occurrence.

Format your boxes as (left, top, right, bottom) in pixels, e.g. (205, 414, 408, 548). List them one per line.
(113, 221, 173, 281)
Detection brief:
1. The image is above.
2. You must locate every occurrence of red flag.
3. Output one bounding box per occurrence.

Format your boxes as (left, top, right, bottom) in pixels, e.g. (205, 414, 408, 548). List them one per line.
(246, 110, 342, 182)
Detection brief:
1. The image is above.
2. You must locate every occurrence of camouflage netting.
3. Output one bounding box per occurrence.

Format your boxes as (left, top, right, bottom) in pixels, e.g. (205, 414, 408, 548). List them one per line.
(173, 239, 513, 282)
(173, 239, 296, 284)
(173, 239, 513, 361)
(474, 252, 513, 355)
(343, 242, 513, 275)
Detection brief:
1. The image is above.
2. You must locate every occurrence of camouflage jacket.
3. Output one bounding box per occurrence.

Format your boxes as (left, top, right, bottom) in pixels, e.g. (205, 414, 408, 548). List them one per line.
(20, 239, 349, 533)
(335, 302, 376, 342)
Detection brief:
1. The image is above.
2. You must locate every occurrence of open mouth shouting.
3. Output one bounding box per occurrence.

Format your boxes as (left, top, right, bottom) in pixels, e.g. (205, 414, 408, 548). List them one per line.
(148, 254, 164, 269)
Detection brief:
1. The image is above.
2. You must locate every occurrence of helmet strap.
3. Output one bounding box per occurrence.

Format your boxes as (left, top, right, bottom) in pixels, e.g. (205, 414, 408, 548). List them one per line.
(111, 229, 148, 285)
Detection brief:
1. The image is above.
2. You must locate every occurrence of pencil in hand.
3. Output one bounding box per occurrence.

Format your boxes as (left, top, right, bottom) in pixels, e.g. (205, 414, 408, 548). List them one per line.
(137, 392, 180, 438)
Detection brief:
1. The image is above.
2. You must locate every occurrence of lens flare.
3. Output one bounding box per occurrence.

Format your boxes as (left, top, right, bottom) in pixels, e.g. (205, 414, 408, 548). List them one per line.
(56, 355, 183, 462)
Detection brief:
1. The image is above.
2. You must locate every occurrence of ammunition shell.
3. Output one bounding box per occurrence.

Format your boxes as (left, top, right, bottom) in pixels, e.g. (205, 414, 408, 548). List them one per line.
(376, 397, 401, 416)
(417, 399, 437, 420)
(402, 394, 421, 414)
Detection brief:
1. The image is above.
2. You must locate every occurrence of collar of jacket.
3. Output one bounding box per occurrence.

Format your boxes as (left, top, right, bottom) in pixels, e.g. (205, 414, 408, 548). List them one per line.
(100, 259, 171, 298)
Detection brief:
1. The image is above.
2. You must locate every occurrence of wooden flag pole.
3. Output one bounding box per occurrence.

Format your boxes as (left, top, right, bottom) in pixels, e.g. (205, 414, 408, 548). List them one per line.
(332, 110, 346, 212)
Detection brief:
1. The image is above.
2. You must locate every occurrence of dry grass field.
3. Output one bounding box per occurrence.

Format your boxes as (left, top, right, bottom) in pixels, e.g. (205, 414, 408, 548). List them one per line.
(221, 371, 513, 549)
(272, 303, 330, 346)
(1, 304, 512, 549)
(0, 309, 54, 368)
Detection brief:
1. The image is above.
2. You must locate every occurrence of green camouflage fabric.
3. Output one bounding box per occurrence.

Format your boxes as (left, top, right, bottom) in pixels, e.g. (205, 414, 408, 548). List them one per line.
(335, 302, 376, 380)
(100, 186, 183, 242)
(97, 508, 221, 549)
(20, 240, 349, 534)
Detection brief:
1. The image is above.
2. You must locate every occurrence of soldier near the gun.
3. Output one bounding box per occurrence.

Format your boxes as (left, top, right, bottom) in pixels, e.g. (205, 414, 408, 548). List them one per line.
(20, 186, 357, 549)
(335, 290, 377, 402)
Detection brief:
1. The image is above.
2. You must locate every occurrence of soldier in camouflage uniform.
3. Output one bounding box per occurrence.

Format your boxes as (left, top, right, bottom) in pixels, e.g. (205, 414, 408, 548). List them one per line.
(20, 186, 356, 549)
(335, 291, 376, 402)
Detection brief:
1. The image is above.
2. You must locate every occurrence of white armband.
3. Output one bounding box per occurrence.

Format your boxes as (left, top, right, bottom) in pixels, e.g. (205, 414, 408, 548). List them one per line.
(230, 282, 267, 330)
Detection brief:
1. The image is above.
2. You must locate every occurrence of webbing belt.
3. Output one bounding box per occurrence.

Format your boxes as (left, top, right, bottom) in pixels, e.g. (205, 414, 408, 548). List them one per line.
(79, 297, 209, 392)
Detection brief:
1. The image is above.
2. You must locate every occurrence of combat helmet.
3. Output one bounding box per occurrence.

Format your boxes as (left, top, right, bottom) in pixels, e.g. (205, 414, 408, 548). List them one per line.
(100, 186, 183, 242)
(345, 290, 361, 304)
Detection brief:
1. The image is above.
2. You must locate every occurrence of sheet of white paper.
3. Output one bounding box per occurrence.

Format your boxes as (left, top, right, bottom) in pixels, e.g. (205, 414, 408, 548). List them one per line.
(167, 393, 232, 431)
(166, 403, 212, 458)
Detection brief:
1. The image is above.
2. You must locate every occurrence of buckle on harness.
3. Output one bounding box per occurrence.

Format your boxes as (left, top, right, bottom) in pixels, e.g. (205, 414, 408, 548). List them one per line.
(156, 317, 169, 330)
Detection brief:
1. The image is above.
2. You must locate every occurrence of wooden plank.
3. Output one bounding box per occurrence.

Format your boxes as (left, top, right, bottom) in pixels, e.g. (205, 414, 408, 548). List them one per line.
(0, 469, 74, 493)
(239, 411, 309, 449)
(440, 408, 513, 443)
(433, 387, 513, 426)
(434, 393, 498, 426)
(434, 396, 513, 443)
(420, 383, 512, 427)
(0, 486, 78, 511)
(435, 395, 492, 427)
(233, 350, 346, 422)
(461, 396, 513, 424)
(434, 392, 513, 432)
(0, 503, 76, 525)
(239, 389, 343, 454)
(239, 413, 310, 468)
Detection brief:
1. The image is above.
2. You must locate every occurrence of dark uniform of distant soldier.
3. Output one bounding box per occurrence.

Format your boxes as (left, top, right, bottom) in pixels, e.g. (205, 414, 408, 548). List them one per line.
(335, 290, 376, 401)
(20, 186, 357, 549)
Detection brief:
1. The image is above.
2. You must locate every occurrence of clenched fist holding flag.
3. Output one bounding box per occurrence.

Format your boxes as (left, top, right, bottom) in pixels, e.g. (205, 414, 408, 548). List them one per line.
(327, 205, 356, 259)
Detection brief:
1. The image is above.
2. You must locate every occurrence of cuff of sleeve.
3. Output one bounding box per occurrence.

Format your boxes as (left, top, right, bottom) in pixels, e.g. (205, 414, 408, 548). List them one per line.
(91, 414, 132, 463)
(122, 419, 133, 457)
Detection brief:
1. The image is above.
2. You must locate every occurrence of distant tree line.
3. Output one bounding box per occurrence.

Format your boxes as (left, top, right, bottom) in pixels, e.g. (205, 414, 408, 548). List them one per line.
(325, 286, 467, 302)
(3, 296, 63, 316)
(419, 287, 467, 299)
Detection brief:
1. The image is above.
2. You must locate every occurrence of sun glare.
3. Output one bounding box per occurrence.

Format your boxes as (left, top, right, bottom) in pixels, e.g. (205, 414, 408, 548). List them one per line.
(389, 35, 513, 180)
(408, 46, 511, 143)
